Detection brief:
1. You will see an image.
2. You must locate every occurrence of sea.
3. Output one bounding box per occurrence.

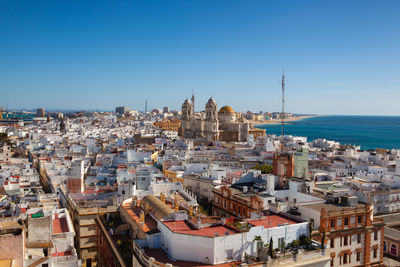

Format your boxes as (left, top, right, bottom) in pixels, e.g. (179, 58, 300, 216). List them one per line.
(255, 115, 400, 151)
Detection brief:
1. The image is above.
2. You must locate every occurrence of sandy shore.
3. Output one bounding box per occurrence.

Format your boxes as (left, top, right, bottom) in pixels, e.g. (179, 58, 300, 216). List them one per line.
(250, 115, 319, 126)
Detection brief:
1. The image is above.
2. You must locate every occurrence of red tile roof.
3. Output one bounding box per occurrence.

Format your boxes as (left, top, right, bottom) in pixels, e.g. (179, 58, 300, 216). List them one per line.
(53, 217, 69, 234)
(247, 215, 297, 229)
(163, 220, 239, 237)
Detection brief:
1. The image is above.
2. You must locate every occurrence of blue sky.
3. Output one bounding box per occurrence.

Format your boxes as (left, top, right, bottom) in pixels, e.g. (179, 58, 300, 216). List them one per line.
(1, 0, 400, 115)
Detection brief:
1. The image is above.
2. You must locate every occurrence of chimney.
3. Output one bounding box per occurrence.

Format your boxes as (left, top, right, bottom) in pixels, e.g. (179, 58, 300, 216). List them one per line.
(189, 206, 193, 216)
(197, 217, 202, 229)
(140, 210, 145, 223)
(266, 174, 275, 194)
(174, 198, 179, 212)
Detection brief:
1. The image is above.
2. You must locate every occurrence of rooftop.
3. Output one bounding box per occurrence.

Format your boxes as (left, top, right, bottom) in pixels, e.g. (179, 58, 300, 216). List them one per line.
(121, 200, 158, 233)
(247, 215, 298, 229)
(163, 220, 239, 237)
(304, 202, 367, 213)
(384, 226, 400, 240)
(377, 212, 400, 226)
(52, 217, 69, 234)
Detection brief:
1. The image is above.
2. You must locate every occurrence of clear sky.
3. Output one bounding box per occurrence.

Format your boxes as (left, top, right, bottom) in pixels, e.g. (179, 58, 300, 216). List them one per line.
(1, 0, 400, 115)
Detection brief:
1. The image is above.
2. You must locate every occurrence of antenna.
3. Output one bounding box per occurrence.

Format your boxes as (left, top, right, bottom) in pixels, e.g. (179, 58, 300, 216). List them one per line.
(191, 89, 195, 113)
(145, 100, 147, 113)
(280, 70, 286, 149)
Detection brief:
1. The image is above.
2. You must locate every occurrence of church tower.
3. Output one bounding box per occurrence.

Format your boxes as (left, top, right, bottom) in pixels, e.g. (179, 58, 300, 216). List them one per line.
(205, 97, 219, 140)
(182, 99, 193, 120)
(205, 97, 218, 121)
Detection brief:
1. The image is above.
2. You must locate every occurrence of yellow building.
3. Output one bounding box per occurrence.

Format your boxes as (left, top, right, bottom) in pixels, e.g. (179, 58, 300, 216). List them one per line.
(164, 166, 185, 184)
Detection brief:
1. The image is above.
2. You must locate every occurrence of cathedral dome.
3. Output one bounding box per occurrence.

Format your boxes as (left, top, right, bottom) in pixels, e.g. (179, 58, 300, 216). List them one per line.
(219, 105, 235, 114)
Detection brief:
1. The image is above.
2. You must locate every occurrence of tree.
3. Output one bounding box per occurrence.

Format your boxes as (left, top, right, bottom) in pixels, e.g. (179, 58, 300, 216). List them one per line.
(321, 229, 326, 249)
(268, 237, 274, 258)
(254, 164, 273, 174)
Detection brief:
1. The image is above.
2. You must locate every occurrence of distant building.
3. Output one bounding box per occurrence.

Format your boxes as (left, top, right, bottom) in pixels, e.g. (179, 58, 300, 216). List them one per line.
(154, 119, 180, 132)
(294, 147, 309, 178)
(179, 96, 265, 142)
(67, 160, 85, 193)
(115, 106, 130, 115)
(273, 152, 294, 187)
(36, 108, 45, 117)
(163, 106, 169, 113)
(212, 185, 264, 218)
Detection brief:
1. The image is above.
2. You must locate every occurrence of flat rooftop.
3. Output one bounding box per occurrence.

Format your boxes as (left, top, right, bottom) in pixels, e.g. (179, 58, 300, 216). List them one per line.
(247, 215, 299, 229)
(163, 220, 239, 237)
(377, 213, 400, 226)
(53, 217, 69, 234)
(304, 203, 366, 213)
(144, 248, 241, 267)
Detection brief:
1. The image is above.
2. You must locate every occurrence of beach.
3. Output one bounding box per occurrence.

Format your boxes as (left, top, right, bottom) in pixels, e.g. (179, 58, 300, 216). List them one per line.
(250, 115, 319, 126)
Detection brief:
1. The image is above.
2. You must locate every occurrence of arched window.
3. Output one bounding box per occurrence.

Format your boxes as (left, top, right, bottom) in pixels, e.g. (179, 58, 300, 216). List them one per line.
(383, 241, 387, 252)
(391, 244, 397, 256)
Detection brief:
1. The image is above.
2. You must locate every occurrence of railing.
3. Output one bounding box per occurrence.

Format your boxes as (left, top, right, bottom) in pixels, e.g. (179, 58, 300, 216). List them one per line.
(52, 254, 79, 262)
(245, 248, 330, 267)
(133, 242, 177, 267)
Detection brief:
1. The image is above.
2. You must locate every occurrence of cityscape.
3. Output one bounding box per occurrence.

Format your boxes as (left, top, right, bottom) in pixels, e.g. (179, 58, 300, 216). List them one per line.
(1, 1, 400, 267)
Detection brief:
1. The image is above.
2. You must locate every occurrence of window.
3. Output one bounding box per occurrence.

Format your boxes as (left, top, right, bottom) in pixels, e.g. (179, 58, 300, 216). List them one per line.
(343, 253, 348, 264)
(331, 219, 335, 228)
(357, 252, 361, 261)
(344, 236, 348, 246)
(374, 231, 378, 241)
(330, 238, 335, 248)
(391, 244, 397, 255)
(344, 217, 349, 226)
(357, 234, 361, 243)
(384, 241, 387, 252)
(373, 249, 377, 258)
(225, 249, 233, 259)
(358, 216, 362, 223)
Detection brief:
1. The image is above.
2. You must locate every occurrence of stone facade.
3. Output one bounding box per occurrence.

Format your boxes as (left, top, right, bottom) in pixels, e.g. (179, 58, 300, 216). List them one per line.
(179, 97, 265, 142)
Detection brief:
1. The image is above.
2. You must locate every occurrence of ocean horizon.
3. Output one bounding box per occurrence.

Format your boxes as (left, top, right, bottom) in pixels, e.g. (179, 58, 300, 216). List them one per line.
(255, 115, 400, 150)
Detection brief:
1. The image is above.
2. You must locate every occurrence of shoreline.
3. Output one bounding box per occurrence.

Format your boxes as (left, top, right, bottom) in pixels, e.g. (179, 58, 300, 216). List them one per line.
(251, 115, 320, 126)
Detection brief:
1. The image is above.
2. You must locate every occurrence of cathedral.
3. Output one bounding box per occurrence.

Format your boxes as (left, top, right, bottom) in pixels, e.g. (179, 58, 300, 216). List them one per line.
(178, 95, 266, 142)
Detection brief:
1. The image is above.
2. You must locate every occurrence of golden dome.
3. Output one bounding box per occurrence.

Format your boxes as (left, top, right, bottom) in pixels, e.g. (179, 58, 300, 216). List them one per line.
(219, 105, 235, 114)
